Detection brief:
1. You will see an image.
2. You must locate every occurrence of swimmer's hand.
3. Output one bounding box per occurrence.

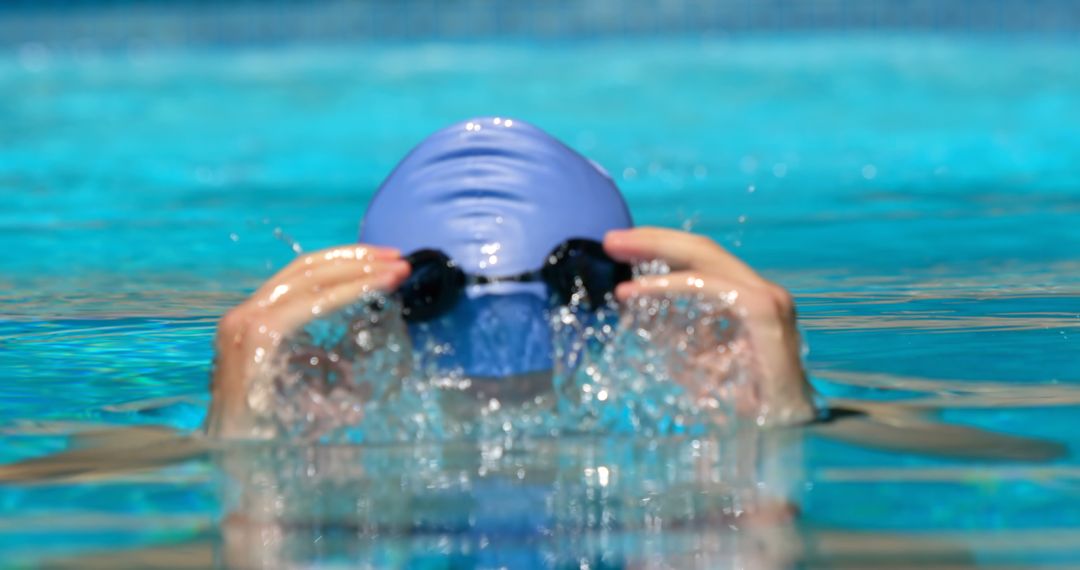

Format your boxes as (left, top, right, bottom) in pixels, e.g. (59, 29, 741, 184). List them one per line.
(207, 245, 411, 438)
(604, 227, 816, 426)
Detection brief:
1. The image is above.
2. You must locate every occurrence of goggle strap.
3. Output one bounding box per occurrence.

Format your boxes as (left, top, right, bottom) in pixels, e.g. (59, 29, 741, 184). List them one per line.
(465, 270, 544, 287)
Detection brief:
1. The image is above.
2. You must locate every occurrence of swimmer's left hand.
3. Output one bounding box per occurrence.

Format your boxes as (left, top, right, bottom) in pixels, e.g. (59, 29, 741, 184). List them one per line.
(603, 227, 816, 426)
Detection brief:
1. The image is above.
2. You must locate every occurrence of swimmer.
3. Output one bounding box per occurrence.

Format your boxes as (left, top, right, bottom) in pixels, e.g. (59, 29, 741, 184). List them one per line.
(207, 117, 816, 437)
(1, 118, 1066, 488)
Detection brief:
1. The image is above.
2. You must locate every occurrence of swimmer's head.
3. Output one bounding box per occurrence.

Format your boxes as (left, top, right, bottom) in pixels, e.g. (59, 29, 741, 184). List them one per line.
(360, 117, 632, 378)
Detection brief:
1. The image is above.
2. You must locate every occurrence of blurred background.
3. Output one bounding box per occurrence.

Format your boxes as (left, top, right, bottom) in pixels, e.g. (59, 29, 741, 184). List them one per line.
(2, 0, 1079, 42)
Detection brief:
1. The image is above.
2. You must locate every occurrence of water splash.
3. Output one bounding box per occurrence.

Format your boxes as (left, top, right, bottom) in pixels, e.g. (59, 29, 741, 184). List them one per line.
(551, 262, 752, 436)
(271, 226, 304, 255)
(247, 261, 764, 442)
(247, 297, 443, 443)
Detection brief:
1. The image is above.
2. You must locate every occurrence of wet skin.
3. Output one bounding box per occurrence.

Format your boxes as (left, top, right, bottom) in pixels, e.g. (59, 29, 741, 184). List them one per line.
(207, 227, 817, 439)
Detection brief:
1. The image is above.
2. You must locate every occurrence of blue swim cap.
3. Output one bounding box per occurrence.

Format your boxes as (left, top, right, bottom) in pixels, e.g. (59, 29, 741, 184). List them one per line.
(360, 117, 632, 378)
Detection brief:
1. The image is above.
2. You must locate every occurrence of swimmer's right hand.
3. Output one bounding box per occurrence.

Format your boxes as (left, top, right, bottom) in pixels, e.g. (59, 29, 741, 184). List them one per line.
(205, 245, 411, 438)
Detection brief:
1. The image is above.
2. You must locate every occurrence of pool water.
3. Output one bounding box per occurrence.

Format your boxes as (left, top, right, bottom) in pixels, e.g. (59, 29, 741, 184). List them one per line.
(1, 34, 1078, 567)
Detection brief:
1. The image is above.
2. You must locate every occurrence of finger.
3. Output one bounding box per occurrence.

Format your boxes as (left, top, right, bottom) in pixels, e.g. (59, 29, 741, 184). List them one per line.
(255, 256, 404, 302)
(261, 264, 411, 336)
(615, 270, 742, 303)
(617, 271, 791, 321)
(604, 227, 765, 285)
(253, 259, 410, 307)
(270, 244, 401, 286)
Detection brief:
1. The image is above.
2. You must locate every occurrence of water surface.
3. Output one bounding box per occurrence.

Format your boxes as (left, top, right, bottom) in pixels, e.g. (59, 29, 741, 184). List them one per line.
(1, 34, 1078, 567)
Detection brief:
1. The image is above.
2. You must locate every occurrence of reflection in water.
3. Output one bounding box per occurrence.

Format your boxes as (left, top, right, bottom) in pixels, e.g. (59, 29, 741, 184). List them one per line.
(0, 394, 1072, 568)
(217, 431, 801, 569)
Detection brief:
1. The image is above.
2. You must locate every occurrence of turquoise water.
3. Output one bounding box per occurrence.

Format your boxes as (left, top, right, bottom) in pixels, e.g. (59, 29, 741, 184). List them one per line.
(1, 35, 1079, 567)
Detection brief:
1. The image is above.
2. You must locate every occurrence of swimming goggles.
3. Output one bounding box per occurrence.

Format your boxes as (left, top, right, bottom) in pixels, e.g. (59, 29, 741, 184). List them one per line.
(399, 239, 632, 322)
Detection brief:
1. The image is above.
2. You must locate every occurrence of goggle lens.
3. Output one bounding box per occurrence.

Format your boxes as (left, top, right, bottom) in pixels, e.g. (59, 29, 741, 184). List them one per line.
(400, 239, 631, 322)
(400, 249, 465, 322)
(541, 239, 632, 309)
